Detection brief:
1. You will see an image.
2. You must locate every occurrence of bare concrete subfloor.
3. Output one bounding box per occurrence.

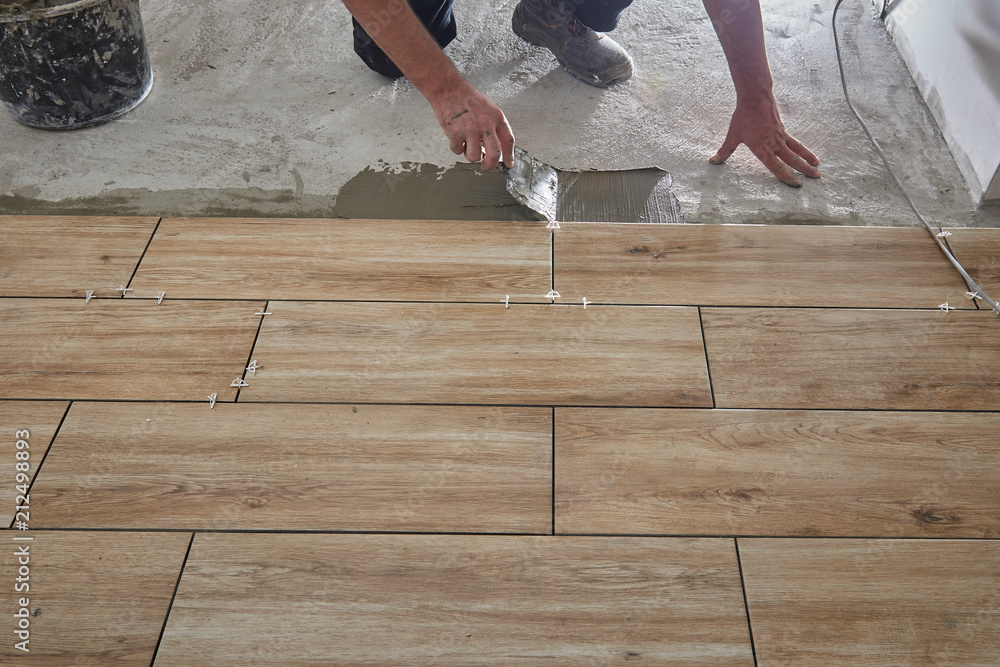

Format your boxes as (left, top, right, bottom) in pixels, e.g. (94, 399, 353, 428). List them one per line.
(1, 0, 997, 227)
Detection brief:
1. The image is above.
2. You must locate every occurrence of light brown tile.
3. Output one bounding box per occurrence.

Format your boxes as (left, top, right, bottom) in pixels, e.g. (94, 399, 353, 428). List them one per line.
(0, 215, 158, 297)
(32, 402, 552, 532)
(241, 302, 711, 406)
(739, 538, 1000, 666)
(0, 299, 263, 401)
(702, 308, 1000, 410)
(155, 534, 753, 666)
(947, 228, 1000, 304)
(128, 217, 551, 302)
(0, 531, 190, 665)
(556, 408, 1000, 537)
(0, 401, 68, 526)
(554, 224, 972, 307)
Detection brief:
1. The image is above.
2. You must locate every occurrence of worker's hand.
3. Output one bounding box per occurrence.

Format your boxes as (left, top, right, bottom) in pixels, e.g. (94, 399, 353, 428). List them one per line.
(428, 79, 515, 171)
(709, 91, 820, 187)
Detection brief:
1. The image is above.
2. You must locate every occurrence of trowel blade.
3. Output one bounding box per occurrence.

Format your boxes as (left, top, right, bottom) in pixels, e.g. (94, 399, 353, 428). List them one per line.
(502, 147, 559, 222)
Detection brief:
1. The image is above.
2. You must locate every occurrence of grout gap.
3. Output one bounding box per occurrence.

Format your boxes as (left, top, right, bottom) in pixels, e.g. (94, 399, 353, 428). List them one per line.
(698, 307, 717, 408)
(734, 537, 759, 667)
(149, 532, 196, 667)
(125, 217, 162, 295)
(235, 300, 269, 402)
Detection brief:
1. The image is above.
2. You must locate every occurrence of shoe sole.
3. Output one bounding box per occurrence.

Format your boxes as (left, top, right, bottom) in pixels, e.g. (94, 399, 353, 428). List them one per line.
(512, 9, 633, 88)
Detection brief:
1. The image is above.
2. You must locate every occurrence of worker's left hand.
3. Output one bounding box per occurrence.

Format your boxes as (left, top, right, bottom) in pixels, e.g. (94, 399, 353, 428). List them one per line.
(709, 91, 820, 187)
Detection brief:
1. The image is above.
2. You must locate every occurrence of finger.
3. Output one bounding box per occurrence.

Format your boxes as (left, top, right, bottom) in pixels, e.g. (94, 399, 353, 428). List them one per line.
(754, 146, 802, 187)
(449, 135, 465, 156)
(785, 135, 820, 167)
(709, 129, 740, 165)
(481, 130, 503, 171)
(497, 123, 515, 169)
(464, 135, 483, 163)
(777, 144, 821, 180)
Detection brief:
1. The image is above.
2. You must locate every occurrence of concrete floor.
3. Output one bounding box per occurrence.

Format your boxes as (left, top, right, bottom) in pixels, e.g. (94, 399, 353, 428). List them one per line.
(1, 0, 998, 227)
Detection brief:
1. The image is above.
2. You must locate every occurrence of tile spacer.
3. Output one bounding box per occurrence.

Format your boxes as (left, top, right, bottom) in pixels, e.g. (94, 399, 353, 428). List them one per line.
(84, 290, 95, 303)
(207, 393, 217, 409)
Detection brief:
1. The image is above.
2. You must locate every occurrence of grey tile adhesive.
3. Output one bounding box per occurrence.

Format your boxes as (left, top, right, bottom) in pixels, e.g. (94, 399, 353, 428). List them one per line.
(333, 148, 683, 223)
(502, 147, 683, 224)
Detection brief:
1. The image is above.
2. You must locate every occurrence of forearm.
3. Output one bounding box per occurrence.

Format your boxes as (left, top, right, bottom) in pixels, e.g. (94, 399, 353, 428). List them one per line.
(702, 0, 773, 102)
(341, 0, 463, 99)
(340, 0, 515, 169)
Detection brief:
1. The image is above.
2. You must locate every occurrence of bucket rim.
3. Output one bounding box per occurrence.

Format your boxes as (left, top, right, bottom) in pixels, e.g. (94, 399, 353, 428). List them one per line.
(0, 0, 125, 23)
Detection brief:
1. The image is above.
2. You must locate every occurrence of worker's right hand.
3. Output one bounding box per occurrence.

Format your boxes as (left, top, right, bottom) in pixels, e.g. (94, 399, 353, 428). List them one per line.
(428, 78, 515, 171)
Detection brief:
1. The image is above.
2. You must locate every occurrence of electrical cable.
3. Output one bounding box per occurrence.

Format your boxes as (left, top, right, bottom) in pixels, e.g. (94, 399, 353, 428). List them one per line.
(832, 0, 999, 315)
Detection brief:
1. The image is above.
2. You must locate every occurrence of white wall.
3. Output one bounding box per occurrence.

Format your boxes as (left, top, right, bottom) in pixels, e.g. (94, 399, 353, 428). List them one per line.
(884, 0, 1000, 203)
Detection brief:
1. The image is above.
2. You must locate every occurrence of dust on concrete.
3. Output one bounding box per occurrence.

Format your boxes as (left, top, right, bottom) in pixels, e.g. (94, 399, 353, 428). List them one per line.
(0, 186, 337, 218)
(1, 0, 999, 226)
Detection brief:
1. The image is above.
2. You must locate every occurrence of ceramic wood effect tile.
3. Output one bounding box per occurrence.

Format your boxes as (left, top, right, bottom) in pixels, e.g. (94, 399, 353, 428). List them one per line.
(241, 302, 712, 407)
(155, 533, 754, 666)
(31, 402, 552, 533)
(739, 538, 1000, 666)
(0, 299, 264, 401)
(701, 308, 1000, 410)
(128, 217, 552, 302)
(0, 531, 190, 665)
(946, 228, 1000, 305)
(0, 215, 158, 298)
(555, 408, 1000, 537)
(553, 224, 972, 307)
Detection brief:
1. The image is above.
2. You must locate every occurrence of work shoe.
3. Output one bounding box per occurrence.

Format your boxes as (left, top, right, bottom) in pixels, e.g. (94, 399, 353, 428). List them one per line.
(512, 0, 633, 87)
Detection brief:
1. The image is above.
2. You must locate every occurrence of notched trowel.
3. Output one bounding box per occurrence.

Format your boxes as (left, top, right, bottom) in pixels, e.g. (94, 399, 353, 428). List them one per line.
(501, 146, 683, 224)
(501, 147, 560, 222)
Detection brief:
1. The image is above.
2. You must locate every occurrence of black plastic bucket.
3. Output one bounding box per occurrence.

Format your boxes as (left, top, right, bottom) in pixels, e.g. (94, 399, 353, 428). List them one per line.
(0, 0, 152, 129)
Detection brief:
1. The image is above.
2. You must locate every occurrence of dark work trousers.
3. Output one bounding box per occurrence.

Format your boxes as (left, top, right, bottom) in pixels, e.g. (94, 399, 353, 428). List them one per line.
(353, 0, 635, 78)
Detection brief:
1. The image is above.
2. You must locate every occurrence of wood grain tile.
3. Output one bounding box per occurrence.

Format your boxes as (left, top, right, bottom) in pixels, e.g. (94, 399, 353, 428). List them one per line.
(127, 217, 551, 302)
(155, 534, 753, 666)
(0, 531, 190, 665)
(554, 224, 971, 307)
(702, 308, 1000, 410)
(555, 409, 1000, 537)
(241, 302, 711, 406)
(0, 299, 263, 401)
(31, 402, 552, 532)
(739, 538, 1000, 666)
(0, 215, 159, 297)
(0, 401, 68, 527)
(947, 228, 1000, 302)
